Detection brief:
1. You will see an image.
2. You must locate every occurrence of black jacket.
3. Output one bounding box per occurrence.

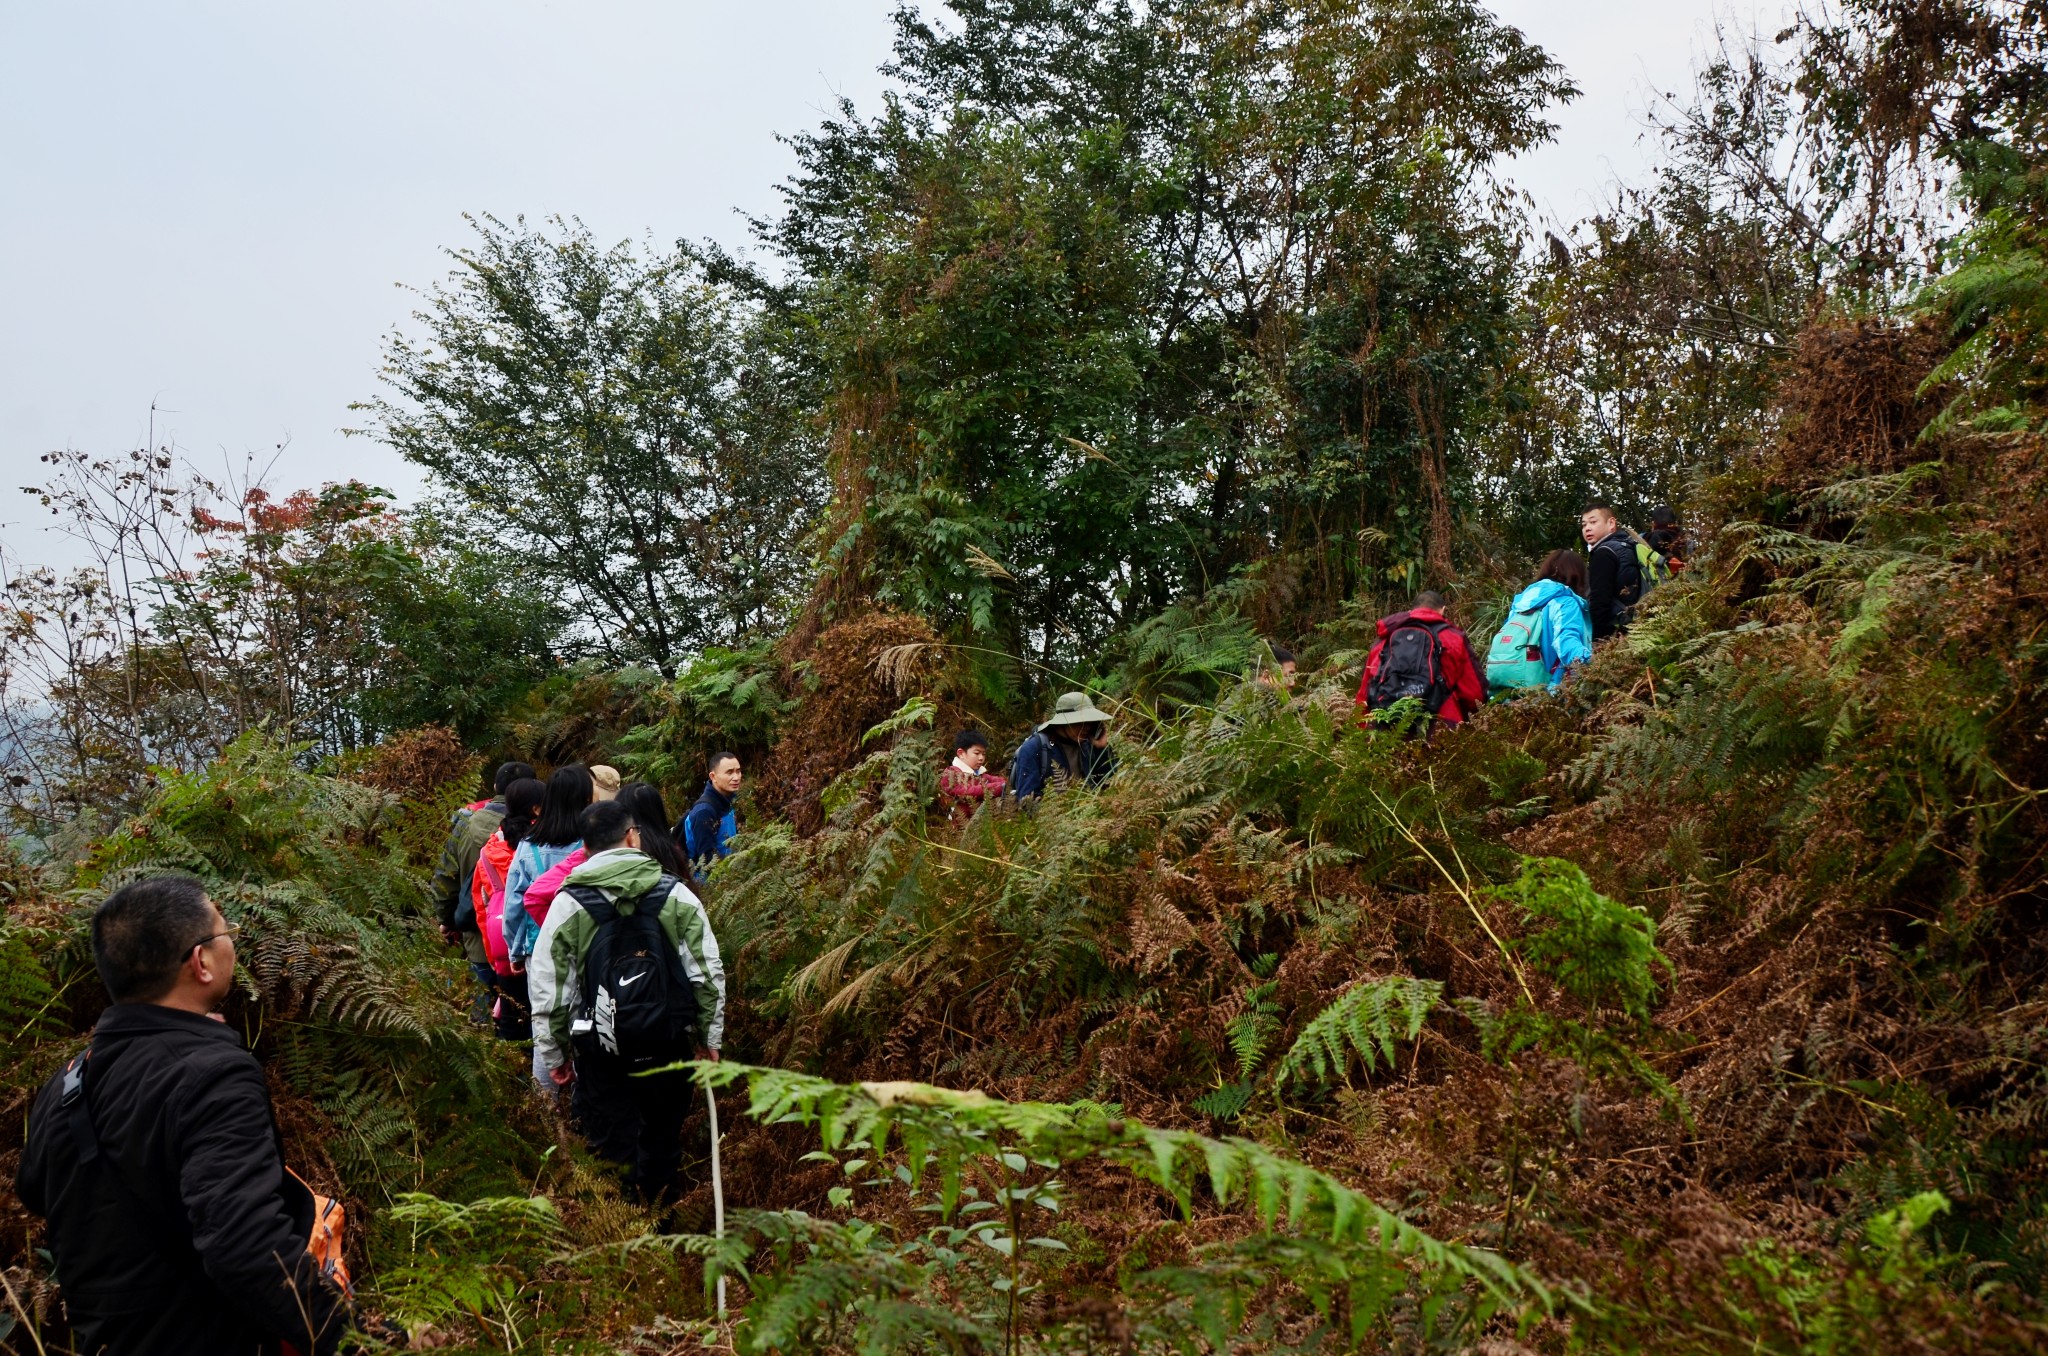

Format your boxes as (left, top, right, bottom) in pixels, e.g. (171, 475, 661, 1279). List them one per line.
(17, 1004, 351, 1356)
(1587, 529, 1643, 640)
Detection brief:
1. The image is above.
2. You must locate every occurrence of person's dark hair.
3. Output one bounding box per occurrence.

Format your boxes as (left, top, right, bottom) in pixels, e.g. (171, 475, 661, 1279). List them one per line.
(1646, 526, 1683, 557)
(1650, 504, 1678, 529)
(501, 777, 547, 849)
(618, 782, 689, 877)
(1581, 503, 1617, 519)
(708, 750, 739, 775)
(92, 874, 215, 1004)
(1536, 548, 1587, 594)
(494, 761, 537, 796)
(579, 799, 637, 853)
(954, 729, 987, 753)
(532, 764, 595, 847)
(1412, 590, 1446, 612)
(1270, 644, 1295, 664)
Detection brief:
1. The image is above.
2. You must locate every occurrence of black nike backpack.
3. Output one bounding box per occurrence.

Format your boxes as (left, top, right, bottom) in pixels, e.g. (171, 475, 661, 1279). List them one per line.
(565, 876, 700, 1069)
(1365, 618, 1453, 718)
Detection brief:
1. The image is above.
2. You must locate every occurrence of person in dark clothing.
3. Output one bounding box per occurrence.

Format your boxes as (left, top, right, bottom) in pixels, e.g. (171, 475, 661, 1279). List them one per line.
(1581, 504, 1646, 640)
(678, 751, 742, 873)
(1010, 692, 1117, 803)
(17, 874, 354, 1356)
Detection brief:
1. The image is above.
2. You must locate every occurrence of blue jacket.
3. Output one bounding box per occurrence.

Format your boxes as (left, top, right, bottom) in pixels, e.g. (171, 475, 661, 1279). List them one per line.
(680, 782, 738, 867)
(1010, 730, 1116, 801)
(1509, 578, 1592, 688)
(504, 838, 581, 961)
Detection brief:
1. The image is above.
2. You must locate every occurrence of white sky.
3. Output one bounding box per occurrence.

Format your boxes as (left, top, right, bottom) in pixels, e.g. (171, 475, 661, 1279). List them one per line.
(1, 1, 1790, 569)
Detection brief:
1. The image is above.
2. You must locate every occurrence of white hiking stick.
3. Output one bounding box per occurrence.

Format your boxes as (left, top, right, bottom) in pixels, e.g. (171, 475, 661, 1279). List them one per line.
(705, 1073, 728, 1320)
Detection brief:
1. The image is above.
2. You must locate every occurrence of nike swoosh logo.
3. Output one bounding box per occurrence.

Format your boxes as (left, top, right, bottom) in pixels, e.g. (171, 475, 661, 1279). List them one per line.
(615, 973, 646, 989)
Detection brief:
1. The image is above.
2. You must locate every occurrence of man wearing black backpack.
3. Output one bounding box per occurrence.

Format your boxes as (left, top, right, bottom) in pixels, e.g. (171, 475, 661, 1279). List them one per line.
(1581, 504, 1648, 640)
(528, 800, 725, 1207)
(1357, 590, 1485, 733)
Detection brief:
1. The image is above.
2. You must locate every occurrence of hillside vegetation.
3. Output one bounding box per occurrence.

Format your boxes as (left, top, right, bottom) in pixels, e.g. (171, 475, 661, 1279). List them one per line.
(4, 2, 2047, 1352)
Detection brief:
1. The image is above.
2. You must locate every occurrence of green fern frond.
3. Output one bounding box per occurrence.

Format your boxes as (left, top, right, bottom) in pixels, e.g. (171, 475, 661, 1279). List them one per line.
(1275, 976, 1442, 1089)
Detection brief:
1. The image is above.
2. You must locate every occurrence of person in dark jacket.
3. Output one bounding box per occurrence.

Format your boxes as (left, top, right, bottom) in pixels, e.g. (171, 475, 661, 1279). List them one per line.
(17, 874, 354, 1356)
(430, 760, 533, 1023)
(1580, 505, 1646, 640)
(1010, 692, 1117, 803)
(678, 751, 742, 873)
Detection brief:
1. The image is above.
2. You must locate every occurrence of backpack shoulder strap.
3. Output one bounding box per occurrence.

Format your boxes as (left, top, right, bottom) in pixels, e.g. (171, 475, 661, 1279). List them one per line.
(563, 882, 616, 926)
(55, 1048, 193, 1255)
(640, 874, 680, 913)
(61, 1052, 101, 1164)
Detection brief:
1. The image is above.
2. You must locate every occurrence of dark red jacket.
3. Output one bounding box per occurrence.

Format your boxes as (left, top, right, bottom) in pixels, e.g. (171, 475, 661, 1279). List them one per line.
(1356, 608, 1485, 724)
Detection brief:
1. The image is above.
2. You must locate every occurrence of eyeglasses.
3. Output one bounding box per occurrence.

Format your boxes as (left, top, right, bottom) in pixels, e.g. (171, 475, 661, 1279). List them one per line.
(189, 921, 243, 952)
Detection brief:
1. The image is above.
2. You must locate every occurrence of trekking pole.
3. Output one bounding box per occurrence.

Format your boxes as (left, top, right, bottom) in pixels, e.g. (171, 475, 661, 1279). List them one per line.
(705, 1072, 728, 1320)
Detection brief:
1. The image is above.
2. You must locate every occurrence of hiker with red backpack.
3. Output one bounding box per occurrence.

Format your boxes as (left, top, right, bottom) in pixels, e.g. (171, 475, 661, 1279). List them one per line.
(474, 777, 545, 1041)
(1358, 590, 1486, 732)
(429, 761, 535, 1024)
(1484, 549, 1593, 696)
(529, 800, 725, 1207)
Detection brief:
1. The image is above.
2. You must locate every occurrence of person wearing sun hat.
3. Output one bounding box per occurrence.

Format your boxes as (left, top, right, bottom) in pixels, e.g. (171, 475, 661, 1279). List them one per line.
(1009, 691, 1117, 803)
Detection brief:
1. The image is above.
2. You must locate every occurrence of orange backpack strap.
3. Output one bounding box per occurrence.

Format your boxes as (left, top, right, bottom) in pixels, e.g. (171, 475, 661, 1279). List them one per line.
(286, 1167, 351, 1295)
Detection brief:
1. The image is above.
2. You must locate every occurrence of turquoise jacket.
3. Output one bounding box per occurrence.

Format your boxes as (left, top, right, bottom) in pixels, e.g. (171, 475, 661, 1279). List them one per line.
(1510, 579, 1592, 688)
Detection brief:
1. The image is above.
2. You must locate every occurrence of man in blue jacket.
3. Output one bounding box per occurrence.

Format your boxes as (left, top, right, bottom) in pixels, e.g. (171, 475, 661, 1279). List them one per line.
(678, 750, 743, 873)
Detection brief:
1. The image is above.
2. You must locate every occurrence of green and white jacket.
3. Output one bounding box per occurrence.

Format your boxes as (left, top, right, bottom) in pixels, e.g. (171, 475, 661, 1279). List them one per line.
(528, 847, 726, 1072)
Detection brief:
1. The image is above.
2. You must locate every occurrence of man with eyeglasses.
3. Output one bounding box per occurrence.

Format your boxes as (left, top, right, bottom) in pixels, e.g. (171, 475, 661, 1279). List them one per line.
(17, 874, 356, 1355)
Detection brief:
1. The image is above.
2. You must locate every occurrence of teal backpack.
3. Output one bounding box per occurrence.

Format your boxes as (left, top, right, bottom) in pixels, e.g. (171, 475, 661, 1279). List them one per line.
(1485, 604, 1551, 693)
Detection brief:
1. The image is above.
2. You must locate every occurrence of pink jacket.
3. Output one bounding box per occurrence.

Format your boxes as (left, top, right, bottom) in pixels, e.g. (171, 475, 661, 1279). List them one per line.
(520, 845, 589, 931)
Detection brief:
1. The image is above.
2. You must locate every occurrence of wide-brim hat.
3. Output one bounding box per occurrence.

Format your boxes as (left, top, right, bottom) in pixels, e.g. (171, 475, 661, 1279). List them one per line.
(1039, 690, 1113, 730)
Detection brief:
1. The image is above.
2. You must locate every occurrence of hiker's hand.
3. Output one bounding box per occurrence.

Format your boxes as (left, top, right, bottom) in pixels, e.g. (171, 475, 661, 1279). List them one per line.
(697, 1046, 720, 1063)
(509, 958, 525, 974)
(549, 1062, 574, 1087)
(438, 924, 459, 946)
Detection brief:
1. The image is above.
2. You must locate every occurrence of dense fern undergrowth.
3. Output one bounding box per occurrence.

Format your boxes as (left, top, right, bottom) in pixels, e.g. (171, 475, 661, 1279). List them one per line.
(4, 320, 2047, 1354)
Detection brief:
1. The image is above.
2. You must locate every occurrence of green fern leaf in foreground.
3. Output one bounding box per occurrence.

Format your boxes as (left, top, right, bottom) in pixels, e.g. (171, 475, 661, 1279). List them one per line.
(675, 1061, 1564, 1353)
(1275, 976, 1443, 1090)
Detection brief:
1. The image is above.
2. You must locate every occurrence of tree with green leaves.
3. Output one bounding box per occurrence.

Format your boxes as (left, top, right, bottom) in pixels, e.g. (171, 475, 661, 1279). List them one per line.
(766, 0, 1573, 670)
(357, 214, 824, 675)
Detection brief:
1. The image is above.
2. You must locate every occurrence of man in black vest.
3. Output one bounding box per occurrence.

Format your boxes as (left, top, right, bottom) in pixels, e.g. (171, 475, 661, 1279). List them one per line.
(18, 875, 354, 1355)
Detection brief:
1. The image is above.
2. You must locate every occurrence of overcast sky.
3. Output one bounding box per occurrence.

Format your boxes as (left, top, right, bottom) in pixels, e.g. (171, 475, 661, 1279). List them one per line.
(1, 1, 1788, 569)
